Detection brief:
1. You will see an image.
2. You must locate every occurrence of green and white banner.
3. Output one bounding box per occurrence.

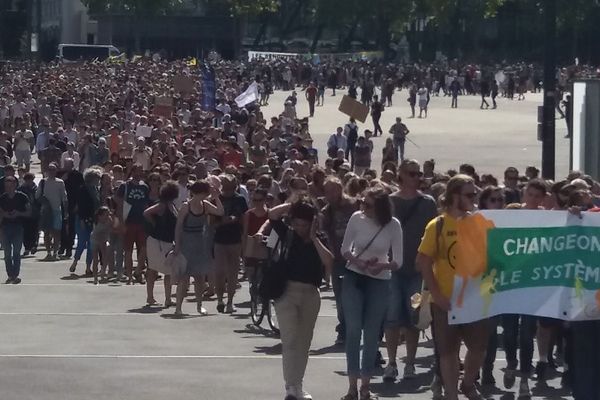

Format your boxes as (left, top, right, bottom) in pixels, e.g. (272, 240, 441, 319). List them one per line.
(449, 210, 600, 324)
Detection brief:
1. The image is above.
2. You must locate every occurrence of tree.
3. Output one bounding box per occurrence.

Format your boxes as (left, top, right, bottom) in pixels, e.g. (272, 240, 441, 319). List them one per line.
(82, 0, 184, 52)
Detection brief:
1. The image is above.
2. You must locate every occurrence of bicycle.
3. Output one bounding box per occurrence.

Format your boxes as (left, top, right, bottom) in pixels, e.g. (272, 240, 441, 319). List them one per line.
(248, 260, 279, 335)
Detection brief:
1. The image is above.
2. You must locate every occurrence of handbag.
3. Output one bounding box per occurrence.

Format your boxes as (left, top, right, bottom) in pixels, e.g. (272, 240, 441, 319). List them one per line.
(165, 250, 187, 284)
(411, 282, 432, 330)
(244, 235, 269, 260)
(258, 230, 294, 301)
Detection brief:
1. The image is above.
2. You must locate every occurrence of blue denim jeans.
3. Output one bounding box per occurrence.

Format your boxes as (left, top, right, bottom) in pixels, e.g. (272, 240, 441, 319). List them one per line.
(571, 320, 600, 400)
(2, 223, 24, 279)
(74, 218, 93, 267)
(342, 270, 389, 377)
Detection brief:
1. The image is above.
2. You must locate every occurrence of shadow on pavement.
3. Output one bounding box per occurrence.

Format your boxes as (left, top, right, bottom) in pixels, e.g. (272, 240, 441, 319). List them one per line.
(310, 344, 345, 355)
(128, 305, 164, 314)
(160, 313, 203, 319)
(234, 324, 278, 338)
(254, 343, 282, 355)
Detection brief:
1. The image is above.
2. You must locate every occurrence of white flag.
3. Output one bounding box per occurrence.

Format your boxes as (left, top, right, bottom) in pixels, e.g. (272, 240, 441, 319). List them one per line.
(235, 82, 259, 107)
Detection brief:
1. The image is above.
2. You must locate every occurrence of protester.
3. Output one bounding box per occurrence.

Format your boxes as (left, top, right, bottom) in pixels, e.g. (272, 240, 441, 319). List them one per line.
(0, 175, 30, 284)
(416, 174, 490, 400)
(383, 160, 437, 382)
(268, 198, 333, 400)
(173, 180, 223, 316)
(36, 162, 68, 261)
(340, 187, 403, 400)
(144, 180, 179, 307)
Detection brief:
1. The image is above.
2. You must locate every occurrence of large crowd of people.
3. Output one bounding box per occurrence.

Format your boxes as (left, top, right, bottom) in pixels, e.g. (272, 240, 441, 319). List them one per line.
(0, 56, 595, 400)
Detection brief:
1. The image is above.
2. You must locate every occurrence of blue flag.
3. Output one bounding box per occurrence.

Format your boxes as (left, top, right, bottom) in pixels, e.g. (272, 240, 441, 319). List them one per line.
(201, 65, 216, 111)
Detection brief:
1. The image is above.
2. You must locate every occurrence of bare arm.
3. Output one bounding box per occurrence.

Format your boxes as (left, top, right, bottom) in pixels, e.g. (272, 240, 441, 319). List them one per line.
(268, 202, 291, 220)
(174, 203, 189, 254)
(416, 252, 450, 311)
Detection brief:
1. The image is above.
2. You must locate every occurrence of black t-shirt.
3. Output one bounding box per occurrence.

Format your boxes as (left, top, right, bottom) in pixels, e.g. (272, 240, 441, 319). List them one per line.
(271, 219, 325, 287)
(214, 193, 248, 244)
(371, 101, 383, 116)
(0, 191, 29, 225)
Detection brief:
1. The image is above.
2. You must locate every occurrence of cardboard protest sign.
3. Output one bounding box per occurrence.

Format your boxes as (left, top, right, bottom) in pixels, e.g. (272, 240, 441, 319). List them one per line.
(174, 75, 195, 94)
(154, 96, 174, 119)
(338, 95, 369, 123)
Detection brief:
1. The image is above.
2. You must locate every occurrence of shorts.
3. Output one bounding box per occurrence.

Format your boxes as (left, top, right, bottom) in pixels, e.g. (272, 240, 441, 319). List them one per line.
(385, 272, 423, 329)
(124, 223, 146, 252)
(15, 149, 31, 165)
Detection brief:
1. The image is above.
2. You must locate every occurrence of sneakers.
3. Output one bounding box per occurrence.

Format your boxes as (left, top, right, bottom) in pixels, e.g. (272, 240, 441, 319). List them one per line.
(430, 374, 443, 400)
(284, 385, 311, 400)
(504, 368, 517, 389)
(403, 364, 416, 379)
(5, 278, 13, 284)
(12, 277, 21, 284)
(518, 378, 531, 399)
(383, 363, 398, 381)
(296, 386, 312, 400)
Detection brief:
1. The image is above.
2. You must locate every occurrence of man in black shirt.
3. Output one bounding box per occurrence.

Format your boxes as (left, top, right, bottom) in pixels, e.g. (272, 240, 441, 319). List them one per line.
(59, 158, 84, 258)
(0, 175, 31, 284)
(213, 174, 248, 313)
(371, 95, 384, 136)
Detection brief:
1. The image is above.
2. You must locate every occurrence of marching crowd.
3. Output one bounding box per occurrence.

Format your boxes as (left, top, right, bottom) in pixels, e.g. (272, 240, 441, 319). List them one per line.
(0, 56, 595, 400)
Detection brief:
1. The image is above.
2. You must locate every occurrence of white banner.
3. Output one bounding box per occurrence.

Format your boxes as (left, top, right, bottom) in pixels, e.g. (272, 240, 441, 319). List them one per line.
(448, 210, 600, 324)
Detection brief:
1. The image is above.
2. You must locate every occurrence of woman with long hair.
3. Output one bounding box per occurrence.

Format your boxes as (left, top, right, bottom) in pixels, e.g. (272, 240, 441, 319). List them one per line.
(70, 168, 102, 275)
(340, 187, 403, 400)
(144, 181, 179, 307)
(146, 172, 162, 205)
(173, 180, 224, 316)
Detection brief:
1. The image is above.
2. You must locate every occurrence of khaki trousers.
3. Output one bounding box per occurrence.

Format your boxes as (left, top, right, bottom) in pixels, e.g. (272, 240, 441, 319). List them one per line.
(274, 281, 321, 389)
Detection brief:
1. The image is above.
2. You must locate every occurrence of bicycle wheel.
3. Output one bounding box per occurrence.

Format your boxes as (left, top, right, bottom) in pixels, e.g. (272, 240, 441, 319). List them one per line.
(267, 299, 279, 335)
(250, 291, 266, 326)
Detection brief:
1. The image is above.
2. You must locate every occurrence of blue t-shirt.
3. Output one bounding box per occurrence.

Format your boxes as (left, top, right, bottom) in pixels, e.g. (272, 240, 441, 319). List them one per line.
(117, 180, 149, 224)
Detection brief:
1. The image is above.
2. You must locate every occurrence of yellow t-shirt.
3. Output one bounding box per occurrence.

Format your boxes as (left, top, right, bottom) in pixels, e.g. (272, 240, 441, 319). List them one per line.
(418, 213, 458, 299)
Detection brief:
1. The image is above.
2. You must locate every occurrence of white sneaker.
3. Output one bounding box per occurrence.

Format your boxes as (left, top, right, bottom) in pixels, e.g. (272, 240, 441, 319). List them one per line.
(403, 363, 416, 379)
(383, 363, 399, 381)
(296, 386, 312, 400)
(518, 378, 531, 399)
(285, 386, 298, 400)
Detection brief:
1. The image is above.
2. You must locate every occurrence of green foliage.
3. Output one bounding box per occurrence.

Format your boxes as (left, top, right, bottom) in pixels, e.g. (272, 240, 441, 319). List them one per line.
(82, 0, 184, 15)
(227, 0, 280, 16)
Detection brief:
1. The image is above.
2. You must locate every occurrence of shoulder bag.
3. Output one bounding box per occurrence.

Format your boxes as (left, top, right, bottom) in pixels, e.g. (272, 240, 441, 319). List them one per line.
(258, 228, 294, 301)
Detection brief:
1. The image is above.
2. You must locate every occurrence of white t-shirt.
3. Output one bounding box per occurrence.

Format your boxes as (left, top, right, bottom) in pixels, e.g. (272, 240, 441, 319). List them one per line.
(14, 129, 33, 151)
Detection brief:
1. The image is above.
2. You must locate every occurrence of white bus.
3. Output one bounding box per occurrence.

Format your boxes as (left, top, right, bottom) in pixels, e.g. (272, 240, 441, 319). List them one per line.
(58, 44, 121, 62)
